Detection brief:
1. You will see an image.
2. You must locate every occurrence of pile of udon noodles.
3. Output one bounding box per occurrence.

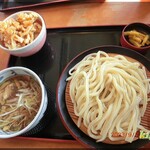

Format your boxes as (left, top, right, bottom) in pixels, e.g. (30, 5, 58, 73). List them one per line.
(66, 51, 150, 143)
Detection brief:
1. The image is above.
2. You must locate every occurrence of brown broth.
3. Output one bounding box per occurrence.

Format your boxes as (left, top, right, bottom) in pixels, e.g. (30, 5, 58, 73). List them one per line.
(0, 75, 42, 132)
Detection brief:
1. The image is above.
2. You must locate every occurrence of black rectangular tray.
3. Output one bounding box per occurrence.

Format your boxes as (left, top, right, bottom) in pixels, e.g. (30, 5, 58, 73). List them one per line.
(0, 0, 71, 11)
(8, 26, 150, 140)
(0, 0, 97, 11)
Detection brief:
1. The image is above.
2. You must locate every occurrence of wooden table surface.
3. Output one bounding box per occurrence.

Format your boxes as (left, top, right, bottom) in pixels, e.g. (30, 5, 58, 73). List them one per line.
(0, 1, 150, 149)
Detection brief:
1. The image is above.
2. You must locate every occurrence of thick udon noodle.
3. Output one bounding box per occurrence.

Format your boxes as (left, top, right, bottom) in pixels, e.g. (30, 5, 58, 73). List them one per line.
(66, 51, 150, 143)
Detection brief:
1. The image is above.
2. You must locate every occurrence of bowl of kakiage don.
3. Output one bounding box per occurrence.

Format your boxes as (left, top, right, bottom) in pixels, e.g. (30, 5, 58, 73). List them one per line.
(0, 66, 48, 138)
(0, 11, 46, 57)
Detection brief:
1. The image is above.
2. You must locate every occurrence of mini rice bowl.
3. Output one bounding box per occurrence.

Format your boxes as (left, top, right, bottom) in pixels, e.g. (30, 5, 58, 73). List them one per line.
(0, 11, 47, 57)
(0, 67, 48, 138)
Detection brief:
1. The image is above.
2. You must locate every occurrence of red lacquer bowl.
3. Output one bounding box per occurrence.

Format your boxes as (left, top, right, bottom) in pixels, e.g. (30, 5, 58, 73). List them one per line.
(120, 22, 150, 54)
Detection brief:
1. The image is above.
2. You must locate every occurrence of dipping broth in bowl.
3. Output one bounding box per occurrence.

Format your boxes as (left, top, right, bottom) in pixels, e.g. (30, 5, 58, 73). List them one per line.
(0, 75, 41, 132)
(0, 67, 48, 138)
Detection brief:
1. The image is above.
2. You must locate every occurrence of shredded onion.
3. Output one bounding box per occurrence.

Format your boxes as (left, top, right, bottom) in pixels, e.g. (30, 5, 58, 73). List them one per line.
(0, 75, 41, 132)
